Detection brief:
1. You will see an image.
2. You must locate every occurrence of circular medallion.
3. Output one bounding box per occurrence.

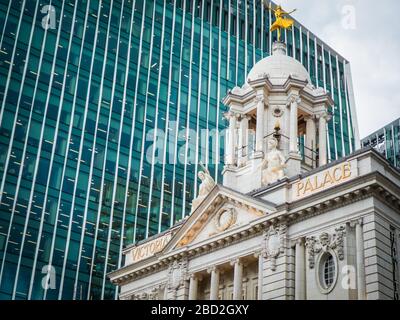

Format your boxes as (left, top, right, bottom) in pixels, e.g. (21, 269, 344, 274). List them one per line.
(272, 106, 284, 118)
(215, 208, 237, 232)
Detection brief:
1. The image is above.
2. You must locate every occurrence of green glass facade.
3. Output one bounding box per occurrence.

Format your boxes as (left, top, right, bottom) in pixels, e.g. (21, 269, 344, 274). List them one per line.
(0, 0, 358, 299)
(362, 118, 400, 169)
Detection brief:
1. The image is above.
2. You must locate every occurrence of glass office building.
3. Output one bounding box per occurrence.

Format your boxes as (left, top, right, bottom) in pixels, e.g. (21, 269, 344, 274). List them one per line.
(0, 0, 359, 299)
(362, 118, 400, 170)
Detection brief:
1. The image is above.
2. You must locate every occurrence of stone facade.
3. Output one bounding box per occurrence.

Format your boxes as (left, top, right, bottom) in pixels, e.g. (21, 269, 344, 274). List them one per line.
(109, 149, 400, 300)
(108, 42, 400, 300)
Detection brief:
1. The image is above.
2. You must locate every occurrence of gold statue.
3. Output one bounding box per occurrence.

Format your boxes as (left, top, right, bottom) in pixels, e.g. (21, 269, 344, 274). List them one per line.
(264, 1, 296, 42)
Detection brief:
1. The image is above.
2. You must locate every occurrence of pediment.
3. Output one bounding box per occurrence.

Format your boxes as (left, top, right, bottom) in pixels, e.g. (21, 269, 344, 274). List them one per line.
(161, 185, 276, 253)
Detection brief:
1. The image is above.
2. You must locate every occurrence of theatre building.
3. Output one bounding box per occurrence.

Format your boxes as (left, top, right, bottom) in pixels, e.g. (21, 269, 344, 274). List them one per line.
(108, 42, 400, 300)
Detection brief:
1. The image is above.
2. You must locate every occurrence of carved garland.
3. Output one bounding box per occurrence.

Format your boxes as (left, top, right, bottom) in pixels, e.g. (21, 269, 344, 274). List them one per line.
(214, 207, 238, 232)
(129, 286, 163, 300)
(305, 226, 346, 269)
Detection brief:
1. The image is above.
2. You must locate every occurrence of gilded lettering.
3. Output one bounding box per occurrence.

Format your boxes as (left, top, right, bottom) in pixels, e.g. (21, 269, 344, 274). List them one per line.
(297, 182, 304, 197)
(132, 249, 139, 262)
(333, 167, 343, 182)
(293, 161, 356, 200)
(323, 171, 334, 186)
(304, 179, 314, 194)
(314, 175, 323, 190)
(343, 163, 352, 179)
(130, 234, 172, 263)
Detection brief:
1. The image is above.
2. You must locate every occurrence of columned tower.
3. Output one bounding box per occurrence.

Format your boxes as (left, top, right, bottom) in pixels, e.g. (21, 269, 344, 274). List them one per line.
(222, 42, 334, 194)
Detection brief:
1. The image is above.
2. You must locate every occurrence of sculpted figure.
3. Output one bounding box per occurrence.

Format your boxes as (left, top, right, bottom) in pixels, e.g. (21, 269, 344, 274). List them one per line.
(264, 2, 296, 42)
(261, 138, 286, 186)
(191, 163, 215, 211)
(197, 164, 215, 197)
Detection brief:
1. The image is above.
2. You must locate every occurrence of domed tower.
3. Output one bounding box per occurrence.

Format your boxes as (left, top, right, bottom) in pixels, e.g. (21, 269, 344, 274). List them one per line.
(222, 42, 334, 194)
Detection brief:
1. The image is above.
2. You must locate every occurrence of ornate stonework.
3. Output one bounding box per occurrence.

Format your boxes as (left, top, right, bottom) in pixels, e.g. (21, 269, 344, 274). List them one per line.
(191, 164, 216, 211)
(272, 105, 284, 118)
(263, 224, 287, 271)
(261, 138, 286, 186)
(149, 287, 160, 300)
(128, 285, 163, 300)
(214, 207, 238, 232)
(305, 226, 346, 269)
(167, 260, 188, 298)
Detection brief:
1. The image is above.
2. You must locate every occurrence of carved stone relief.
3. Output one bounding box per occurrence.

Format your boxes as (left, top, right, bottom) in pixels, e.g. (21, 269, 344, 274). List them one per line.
(207, 207, 238, 236)
(167, 260, 188, 298)
(128, 285, 164, 300)
(272, 105, 284, 118)
(262, 224, 287, 271)
(305, 226, 346, 269)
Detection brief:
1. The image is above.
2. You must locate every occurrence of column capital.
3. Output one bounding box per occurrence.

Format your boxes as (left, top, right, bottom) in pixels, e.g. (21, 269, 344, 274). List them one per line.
(207, 266, 219, 274)
(230, 258, 241, 266)
(295, 237, 306, 246)
(207, 266, 224, 275)
(288, 94, 301, 105)
(349, 218, 364, 228)
(240, 114, 252, 121)
(223, 111, 238, 120)
(304, 114, 316, 122)
(189, 273, 199, 280)
(317, 111, 332, 121)
(255, 95, 264, 103)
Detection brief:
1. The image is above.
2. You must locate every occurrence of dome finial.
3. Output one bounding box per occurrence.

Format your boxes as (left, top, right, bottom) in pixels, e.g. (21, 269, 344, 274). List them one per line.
(264, 1, 297, 42)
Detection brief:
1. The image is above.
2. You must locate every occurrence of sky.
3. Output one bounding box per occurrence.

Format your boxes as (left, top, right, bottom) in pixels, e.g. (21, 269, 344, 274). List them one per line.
(276, 0, 400, 139)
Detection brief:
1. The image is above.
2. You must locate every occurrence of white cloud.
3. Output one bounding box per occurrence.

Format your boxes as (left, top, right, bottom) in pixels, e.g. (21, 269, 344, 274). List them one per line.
(277, 0, 400, 138)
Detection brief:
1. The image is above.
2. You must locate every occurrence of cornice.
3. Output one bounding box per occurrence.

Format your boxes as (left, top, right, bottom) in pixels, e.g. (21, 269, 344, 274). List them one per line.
(110, 167, 400, 286)
(286, 178, 400, 226)
(223, 88, 257, 105)
(109, 213, 287, 286)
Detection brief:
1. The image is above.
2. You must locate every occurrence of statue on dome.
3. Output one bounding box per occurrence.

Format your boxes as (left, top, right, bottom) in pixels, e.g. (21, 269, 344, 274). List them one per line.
(261, 137, 287, 186)
(265, 2, 296, 42)
(191, 162, 216, 211)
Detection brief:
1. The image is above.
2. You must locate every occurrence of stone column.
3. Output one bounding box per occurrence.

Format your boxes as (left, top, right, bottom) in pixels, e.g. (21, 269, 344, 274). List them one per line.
(354, 219, 366, 300)
(208, 266, 220, 300)
(227, 112, 236, 165)
(289, 96, 300, 154)
(238, 115, 250, 166)
(305, 115, 316, 167)
(254, 252, 263, 300)
(256, 96, 265, 154)
(188, 274, 198, 300)
(295, 238, 306, 300)
(231, 259, 243, 300)
(263, 104, 269, 145)
(397, 229, 400, 289)
(224, 111, 236, 165)
(318, 113, 328, 166)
